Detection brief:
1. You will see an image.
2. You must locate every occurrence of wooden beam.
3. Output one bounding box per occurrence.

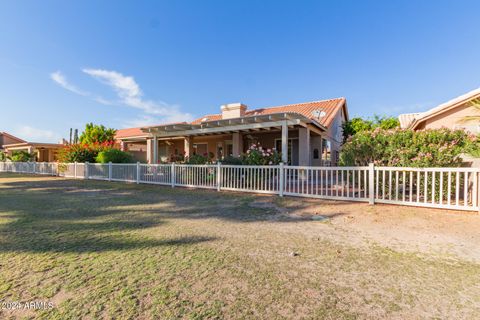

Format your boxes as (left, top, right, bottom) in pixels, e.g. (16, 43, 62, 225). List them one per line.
(154, 119, 303, 137)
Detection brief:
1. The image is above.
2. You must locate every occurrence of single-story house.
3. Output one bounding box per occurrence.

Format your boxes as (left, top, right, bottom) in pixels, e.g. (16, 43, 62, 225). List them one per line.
(399, 87, 480, 133)
(116, 98, 349, 166)
(3, 142, 64, 162)
(0, 132, 25, 151)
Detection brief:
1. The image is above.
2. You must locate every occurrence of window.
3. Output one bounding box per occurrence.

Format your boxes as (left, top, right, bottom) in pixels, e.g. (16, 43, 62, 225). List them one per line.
(313, 148, 319, 159)
(193, 143, 208, 156)
(275, 138, 296, 164)
(225, 141, 233, 156)
(216, 142, 224, 159)
(322, 139, 331, 161)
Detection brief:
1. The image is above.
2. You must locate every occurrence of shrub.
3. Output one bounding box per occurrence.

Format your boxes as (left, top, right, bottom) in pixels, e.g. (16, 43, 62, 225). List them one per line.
(242, 143, 282, 165)
(0, 151, 8, 162)
(57, 144, 98, 163)
(221, 155, 243, 165)
(185, 154, 209, 164)
(10, 151, 34, 162)
(339, 128, 473, 167)
(95, 149, 134, 163)
(169, 153, 185, 163)
(342, 116, 399, 143)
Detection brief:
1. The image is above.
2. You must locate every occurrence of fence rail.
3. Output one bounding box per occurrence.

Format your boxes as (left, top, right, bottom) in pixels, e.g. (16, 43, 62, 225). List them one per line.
(1, 161, 479, 212)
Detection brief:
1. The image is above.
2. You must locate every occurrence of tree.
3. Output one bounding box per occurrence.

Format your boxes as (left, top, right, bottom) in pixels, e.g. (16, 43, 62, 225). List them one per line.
(79, 123, 116, 145)
(342, 115, 399, 142)
(458, 98, 480, 123)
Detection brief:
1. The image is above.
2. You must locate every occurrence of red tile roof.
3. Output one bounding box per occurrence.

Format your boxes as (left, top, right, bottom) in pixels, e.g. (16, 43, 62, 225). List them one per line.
(191, 98, 346, 127)
(115, 127, 148, 139)
(116, 98, 346, 139)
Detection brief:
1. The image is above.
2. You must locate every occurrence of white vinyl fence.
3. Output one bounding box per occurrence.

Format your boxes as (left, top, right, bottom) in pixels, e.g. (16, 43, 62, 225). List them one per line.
(1, 161, 479, 212)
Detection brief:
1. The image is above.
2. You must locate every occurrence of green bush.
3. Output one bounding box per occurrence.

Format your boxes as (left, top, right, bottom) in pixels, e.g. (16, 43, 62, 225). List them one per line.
(340, 128, 473, 167)
(185, 154, 209, 164)
(0, 151, 8, 162)
(95, 149, 134, 163)
(10, 151, 35, 162)
(221, 155, 243, 165)
(342, 116, 400, 143)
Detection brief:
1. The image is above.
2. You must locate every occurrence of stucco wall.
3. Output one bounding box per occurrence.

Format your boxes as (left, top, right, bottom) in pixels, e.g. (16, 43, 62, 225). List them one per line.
(0, 134, 24, 149)
(422, 103, 480, 133)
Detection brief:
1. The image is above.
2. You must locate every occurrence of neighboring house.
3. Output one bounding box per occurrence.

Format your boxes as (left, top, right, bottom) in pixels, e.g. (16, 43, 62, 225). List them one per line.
(399, 88, 480, 133)
(116, 98, 349, 166)
(0, 132, 25, 151)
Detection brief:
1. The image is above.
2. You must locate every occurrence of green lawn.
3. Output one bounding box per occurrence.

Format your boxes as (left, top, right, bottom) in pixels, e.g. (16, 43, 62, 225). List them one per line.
(0, 173, 479, 319)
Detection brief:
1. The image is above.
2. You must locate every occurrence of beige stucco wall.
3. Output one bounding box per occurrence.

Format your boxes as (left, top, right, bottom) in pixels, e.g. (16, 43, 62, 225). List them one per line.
(420, 103, 480, 133)
(323, 107, 346, 164)
(0, 134, 24, 149)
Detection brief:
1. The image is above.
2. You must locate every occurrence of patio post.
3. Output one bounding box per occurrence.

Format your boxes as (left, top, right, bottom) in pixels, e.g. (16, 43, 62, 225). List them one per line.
(232, 132, 243, 156)
(281, 120, 288, 164)
(152, 135, 158, 164)
(369, 163, 375, 205)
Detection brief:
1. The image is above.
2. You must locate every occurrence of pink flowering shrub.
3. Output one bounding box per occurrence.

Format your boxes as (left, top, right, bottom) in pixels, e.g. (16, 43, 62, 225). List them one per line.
(340, 128, 476, 167)
(242, 143, 282, 165)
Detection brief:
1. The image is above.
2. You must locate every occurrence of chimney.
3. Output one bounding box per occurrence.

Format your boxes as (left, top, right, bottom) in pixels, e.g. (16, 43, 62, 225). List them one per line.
(221, 103, 247, 119)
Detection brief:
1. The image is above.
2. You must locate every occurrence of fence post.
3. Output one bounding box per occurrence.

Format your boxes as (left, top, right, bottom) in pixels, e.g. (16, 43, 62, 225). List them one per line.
(85, 162, 89, 180)
(32, 161, 35, 174)
(171, 163, 175, 188)
(279, 162, 284, 197)
(74, 162, 77, 179)
(216, 162, 221, 191)
(369, 163, 375, 205)
(108, 162, 112, 181)
(136, 162, 140, 184)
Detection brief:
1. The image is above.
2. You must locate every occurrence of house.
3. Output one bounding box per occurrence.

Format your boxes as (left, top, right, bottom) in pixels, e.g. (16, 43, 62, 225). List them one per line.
(116, 98, 349, 166)
(399, 88, 480, 133)
(0, 132, 25, 151)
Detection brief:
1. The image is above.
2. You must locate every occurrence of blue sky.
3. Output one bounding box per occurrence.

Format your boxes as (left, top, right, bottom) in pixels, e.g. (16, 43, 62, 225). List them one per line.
(1, 1, 480, 142)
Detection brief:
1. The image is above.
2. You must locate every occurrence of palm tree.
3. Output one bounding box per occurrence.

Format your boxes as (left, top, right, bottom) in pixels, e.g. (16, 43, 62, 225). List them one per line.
(458, 98, 480, 123)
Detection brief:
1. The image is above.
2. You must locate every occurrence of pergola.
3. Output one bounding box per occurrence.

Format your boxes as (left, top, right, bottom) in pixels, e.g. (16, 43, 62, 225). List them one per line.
(141, 112, 326, 164)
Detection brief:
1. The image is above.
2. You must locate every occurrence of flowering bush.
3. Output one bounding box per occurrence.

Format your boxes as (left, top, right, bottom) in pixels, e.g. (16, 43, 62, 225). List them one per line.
(339, 128, 476, 167)
(242, 143, 282, 165)
(57, 141, 115, 163)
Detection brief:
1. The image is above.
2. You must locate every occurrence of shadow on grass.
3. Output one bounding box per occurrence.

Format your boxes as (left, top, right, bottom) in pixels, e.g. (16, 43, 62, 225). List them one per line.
(0, 175, 355, 253)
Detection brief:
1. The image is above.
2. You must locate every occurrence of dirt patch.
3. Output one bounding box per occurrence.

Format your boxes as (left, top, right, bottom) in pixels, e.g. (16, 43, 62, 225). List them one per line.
(276, 197, 480, 262)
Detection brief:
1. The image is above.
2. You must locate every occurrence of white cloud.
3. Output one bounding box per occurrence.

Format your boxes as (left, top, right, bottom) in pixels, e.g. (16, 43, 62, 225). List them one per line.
(15, 125, 61, 143)
(50, 71, 88, 96)
(82, 68, 193, 122)
(121, 115, 163, 128)
(50, 68, 194, 127)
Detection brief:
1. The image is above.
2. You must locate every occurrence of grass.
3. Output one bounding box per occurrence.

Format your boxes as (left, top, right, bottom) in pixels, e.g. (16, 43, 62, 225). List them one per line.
(0, 173, 479, 319)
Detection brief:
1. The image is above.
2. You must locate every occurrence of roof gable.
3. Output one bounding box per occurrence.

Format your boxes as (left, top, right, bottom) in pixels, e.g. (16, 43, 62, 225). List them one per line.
(400, 87, 480, 130)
